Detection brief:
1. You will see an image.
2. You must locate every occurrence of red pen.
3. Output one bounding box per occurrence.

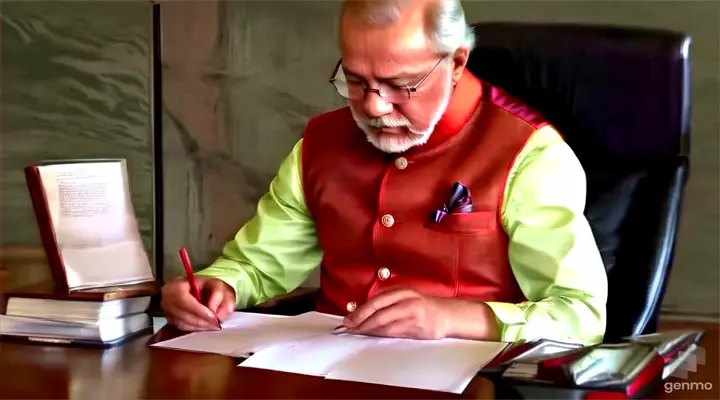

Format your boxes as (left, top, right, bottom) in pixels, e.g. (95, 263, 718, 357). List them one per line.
(178, 248, 222, 329)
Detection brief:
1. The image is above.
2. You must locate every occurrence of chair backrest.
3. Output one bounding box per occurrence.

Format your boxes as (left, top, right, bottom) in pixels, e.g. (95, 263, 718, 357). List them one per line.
(465, 22, 692, 341)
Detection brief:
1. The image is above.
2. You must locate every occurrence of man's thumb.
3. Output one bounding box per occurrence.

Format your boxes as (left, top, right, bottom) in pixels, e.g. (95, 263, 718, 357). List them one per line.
(206, 287, 224, 313)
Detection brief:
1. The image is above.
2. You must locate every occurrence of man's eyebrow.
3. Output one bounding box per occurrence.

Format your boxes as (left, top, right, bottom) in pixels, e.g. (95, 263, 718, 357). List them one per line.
(342, 66, 420, 82)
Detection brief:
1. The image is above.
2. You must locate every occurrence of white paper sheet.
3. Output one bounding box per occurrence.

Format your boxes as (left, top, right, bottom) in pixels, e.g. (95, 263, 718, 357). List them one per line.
(324, 338, 508, 394)
(150, 311, 341, 358)
(152, 310, 508, 394)
(239, 330, 508, 394)
(239, 333, 380, 376)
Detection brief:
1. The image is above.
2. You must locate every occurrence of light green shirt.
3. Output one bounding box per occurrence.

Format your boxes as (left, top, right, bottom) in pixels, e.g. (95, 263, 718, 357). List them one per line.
(197, 125, 609, 345)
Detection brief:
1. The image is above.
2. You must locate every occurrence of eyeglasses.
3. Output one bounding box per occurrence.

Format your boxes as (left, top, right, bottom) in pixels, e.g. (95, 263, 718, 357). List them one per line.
(328, 56, 447, 104)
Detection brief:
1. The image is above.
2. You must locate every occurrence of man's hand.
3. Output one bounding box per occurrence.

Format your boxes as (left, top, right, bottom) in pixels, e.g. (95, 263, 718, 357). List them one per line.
(343, 288, 501, 341)
(343, 288, 451, 339)
(160, 277, 236, 331)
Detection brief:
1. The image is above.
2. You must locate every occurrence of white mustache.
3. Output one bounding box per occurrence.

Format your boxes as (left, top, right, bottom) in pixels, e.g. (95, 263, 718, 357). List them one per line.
(363, 116, 410, 128)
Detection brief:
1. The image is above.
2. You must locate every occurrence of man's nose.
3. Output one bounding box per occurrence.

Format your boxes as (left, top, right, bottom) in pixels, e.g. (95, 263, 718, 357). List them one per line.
(362, 92, 393, 118)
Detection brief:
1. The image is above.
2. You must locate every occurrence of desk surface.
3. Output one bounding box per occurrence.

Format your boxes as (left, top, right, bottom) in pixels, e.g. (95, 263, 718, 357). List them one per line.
(0, 321, 718, 399)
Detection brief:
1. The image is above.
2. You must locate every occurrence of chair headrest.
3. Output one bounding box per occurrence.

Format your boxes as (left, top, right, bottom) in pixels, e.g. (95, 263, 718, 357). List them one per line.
(466, 22, 691, 161)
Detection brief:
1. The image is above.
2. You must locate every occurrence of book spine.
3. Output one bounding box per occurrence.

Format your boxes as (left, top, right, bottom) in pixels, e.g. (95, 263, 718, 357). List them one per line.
(24, 166, 70, 292)
(0, 266, 6, 313)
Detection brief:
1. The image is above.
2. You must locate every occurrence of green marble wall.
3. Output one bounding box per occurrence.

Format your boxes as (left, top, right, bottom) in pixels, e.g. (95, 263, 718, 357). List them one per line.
(2, 0, 717, 316)
(0, 1, 154, 286)
(159, 0, 344, 280)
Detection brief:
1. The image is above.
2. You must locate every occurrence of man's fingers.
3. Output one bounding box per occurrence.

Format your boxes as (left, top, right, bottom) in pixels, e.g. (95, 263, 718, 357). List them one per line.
(160, 277, 236, 329)
(170, 311, 218, 331)
(174, 322, 197, 332)
(217, 293, 236, 320)
(182, 296, 219, 322)
(345, 289, 420, 327)
(350, 301, 410, 333)
(203, 280, 236, 320)
(212, 294, 236, 321)
(206, 290, 224, 314)
(168, 305, 215, 329)
(364, 317, 415, 338)
(162, 280, 214, 319)
(203, 279, 236, 319)
(165, 288, 219, 327)
(174, 320, 213, 332)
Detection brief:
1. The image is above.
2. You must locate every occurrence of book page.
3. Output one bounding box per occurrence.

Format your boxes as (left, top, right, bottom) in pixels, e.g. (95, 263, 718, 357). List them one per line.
(39, 161, 154, 290)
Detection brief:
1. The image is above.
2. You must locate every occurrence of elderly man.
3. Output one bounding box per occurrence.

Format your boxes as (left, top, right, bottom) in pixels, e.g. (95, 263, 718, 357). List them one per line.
(161, 0, 608, 345)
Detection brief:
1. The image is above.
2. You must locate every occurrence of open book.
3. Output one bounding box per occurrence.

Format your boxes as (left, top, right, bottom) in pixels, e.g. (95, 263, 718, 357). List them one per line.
(25, 159, 155, 292)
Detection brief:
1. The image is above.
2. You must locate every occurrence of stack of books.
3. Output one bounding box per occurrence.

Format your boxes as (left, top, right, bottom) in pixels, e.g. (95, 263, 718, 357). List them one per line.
(0, 159, 158, 347)
(0, 281, 155, 346)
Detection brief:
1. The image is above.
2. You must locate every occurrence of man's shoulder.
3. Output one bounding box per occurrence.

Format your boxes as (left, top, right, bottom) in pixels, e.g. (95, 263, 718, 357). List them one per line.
(510, 125, 584, 188)
(484, 84, 550, 131)
(479, 84, 572, 158)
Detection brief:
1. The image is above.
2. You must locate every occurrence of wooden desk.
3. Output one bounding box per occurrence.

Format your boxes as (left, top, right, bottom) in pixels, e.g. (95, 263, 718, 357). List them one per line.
(0, 321, 717, 399)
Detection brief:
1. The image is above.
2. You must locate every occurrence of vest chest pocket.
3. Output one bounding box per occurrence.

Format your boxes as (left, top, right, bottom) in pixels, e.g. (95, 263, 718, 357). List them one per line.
(424, 210, 497, 235)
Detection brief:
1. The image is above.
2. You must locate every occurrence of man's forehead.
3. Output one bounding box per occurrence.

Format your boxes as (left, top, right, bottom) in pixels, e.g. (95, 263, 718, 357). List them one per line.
(340, 20, 433, 61)
(340, 0, 433, 48)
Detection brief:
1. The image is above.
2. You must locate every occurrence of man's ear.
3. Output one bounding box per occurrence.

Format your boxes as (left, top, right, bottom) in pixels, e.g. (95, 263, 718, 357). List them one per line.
(450, 47, 470, 84)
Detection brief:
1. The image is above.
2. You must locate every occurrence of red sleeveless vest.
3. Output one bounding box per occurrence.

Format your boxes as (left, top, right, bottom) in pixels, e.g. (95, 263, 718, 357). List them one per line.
(302, 71, 549, 315)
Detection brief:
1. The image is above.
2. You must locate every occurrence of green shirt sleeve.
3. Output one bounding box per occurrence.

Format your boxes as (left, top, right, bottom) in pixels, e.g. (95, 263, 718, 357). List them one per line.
(486, 126, 608, 345)
(196, 139, 322, 308)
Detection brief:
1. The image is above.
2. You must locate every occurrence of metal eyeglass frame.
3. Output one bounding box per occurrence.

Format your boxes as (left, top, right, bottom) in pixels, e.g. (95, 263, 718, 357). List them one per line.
(328, 55, 448, 102)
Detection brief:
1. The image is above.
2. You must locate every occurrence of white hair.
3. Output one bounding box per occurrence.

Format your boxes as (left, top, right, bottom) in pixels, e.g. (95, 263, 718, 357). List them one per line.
(343, 0, 476, 53)
(430, 0, 476, 53)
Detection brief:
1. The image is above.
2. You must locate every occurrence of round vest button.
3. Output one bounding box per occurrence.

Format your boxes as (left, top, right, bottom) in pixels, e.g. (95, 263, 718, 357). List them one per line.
(377, 267, 391, 280)
(380, 214, 395, 227)
(346, 301, 357, 312)
(394, 157, 408, 170)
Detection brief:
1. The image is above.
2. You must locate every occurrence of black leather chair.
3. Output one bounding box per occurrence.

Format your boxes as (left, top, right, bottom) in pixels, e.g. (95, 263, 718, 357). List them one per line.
(465, 22, 692, 342)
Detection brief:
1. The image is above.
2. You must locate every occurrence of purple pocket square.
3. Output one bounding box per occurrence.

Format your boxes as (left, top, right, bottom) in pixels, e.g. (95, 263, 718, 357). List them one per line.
(431, 182, 474, 223)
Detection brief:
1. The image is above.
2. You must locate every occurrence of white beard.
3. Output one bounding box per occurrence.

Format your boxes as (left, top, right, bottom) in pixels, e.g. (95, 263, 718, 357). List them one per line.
(350, 78, 453, 154)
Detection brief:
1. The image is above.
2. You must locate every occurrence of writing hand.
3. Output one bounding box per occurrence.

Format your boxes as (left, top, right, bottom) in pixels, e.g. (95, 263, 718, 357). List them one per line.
(342, 288, 451, 340)
(161, 277, 236, 331)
